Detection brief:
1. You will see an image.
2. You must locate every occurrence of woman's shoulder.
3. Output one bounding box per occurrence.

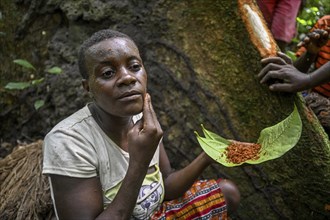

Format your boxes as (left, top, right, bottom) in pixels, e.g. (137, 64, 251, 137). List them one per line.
(48, 105, 93, 134)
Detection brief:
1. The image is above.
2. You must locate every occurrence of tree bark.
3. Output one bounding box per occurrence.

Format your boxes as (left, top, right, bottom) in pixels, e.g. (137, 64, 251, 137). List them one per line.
(1, 0, 329, 219)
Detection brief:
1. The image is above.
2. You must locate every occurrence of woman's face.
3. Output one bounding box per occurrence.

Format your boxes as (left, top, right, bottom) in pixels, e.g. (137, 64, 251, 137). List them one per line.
(84, 37, 147, 117)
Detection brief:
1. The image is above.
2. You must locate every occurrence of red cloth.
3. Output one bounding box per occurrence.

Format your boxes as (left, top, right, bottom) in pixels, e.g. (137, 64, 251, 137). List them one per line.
(257, 0, 302, 43)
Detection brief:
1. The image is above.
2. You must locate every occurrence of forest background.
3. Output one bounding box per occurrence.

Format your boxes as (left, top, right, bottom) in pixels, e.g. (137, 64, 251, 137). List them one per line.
(1, 0, 329, 159)
(0, 0, 330, 219)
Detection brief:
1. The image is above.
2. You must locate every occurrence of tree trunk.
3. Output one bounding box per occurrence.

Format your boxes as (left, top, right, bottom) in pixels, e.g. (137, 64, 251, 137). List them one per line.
(1, 0, 329, 219)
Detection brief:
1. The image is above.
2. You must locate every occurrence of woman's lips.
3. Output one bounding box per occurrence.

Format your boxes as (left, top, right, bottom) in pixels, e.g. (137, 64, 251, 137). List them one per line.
(118, 92, 142, 101)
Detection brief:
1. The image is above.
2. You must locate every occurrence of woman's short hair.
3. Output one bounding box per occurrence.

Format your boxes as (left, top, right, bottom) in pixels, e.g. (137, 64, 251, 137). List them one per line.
(78, 29, 133, 79)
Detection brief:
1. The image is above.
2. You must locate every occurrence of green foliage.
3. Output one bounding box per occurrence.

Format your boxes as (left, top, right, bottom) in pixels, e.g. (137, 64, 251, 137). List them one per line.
(297, 6, 320, 34)
(4, 59, 63, 110)
(255, 104, 302, 163)
(195, 105, 302, 167)
(5, 82, 31, 90)
(13, 59, 36, 71)
(34, 100, 45, 110)
(287, 0, 329, 55)
(296, 0, 330, 35)
(46, 67, 62, 74)
(200, 124, 230, 144)
(31, 78, 45, 85)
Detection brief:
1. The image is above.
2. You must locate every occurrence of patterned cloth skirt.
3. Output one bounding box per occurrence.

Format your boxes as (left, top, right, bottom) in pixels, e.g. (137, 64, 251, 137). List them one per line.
(150, 179, 227, 220)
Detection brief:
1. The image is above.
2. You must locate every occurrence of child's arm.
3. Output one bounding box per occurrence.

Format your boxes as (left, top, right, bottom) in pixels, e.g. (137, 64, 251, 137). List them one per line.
(259, 52, 330, 93)
(294, 28, 329, 73)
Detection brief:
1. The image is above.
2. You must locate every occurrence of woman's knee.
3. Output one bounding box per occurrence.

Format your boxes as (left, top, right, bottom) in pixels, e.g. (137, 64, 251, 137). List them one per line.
(218, 179, 240, 214)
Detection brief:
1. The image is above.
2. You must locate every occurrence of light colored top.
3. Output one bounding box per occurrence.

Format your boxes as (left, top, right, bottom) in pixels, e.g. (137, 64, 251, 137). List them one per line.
(42, 105, 164, 219)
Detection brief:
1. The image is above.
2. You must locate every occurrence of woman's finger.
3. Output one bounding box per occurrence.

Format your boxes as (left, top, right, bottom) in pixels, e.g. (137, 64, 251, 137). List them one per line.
(276, 51, 292, 65)
(141, 93, 153, 131)
(147, 94, 162, 132)
(142, 93, 162, 133)
(259, 69, 288, 84)
(269, 83, 294, 93)
(261, 56, 287, 66)
(258, 63, 281, 80)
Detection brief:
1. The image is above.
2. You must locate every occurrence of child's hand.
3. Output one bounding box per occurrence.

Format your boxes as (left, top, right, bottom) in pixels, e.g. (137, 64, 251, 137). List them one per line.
(297, 28, 329, 54)
(258, 52, 310, 93)
(127, 93, 163, 166)
(260, 51, 293, 67)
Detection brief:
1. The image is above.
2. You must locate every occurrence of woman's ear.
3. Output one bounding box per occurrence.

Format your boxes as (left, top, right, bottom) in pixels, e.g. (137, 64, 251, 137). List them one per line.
(82, 79, 90, 92)
(82, 79, 94, 99)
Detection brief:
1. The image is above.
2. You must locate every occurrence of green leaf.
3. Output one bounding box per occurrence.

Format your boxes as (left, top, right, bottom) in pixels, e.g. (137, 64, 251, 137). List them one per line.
(310, 7, 319, 12)
(201, 124, 230, 144)
(31, 78, 44, 85)
(296, 18, 307, 26)
(5, 82, 31, 90)
(195, 129, 241, 167)
(34, 100, 45, 110)
(254, 104, 302, 164)
(13, 59, 36, 70)
(195, 104, 302, 167)
(195, 131, 231, 164)
(46, 66, 62, 74)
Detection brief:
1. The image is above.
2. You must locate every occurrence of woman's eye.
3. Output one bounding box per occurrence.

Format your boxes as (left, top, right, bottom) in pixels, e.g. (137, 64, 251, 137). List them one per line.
(102, 70, 115, 78)
(131, 63, 141, 72)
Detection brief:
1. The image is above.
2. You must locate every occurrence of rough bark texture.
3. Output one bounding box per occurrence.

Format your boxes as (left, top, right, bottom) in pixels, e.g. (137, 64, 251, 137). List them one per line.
(1, 0, 330, 219)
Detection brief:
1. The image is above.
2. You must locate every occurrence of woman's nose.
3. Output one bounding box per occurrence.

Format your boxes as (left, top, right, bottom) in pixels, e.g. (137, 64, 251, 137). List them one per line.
(117, 67, 136, 85)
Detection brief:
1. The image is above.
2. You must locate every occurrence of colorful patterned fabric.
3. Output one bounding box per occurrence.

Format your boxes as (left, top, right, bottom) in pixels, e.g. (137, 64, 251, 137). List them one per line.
(296, 15, 330, 97)
(150, 179, 227, 220)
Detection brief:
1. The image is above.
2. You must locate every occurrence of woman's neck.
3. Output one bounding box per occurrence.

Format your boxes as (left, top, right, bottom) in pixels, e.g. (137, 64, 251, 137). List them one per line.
(88, 102, 133, 145)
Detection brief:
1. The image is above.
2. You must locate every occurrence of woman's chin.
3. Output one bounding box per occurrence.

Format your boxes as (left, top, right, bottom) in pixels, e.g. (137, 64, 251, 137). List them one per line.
(122, 105, 143, 117)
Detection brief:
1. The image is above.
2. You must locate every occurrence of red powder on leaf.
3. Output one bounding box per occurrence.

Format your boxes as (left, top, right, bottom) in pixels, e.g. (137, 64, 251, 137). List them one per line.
(225, 141, 261, 164)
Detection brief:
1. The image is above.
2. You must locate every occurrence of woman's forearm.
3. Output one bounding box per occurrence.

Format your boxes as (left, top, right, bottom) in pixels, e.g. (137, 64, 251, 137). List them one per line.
(163, 152, 212, 200)
(97, 162, 149, 220)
